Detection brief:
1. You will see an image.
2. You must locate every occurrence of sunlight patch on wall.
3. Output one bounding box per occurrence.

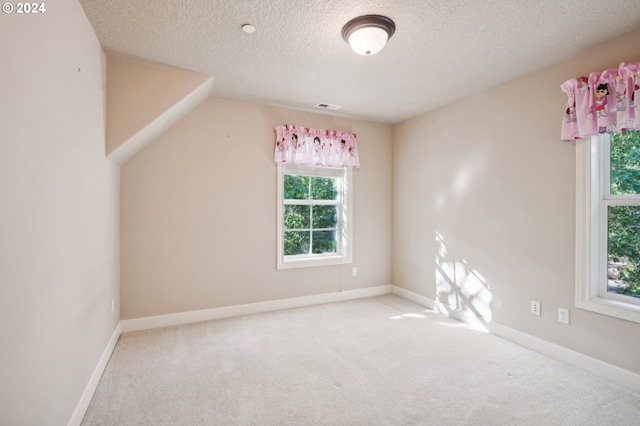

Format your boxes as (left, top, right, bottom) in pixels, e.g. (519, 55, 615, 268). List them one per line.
(435, 232, 493, 326)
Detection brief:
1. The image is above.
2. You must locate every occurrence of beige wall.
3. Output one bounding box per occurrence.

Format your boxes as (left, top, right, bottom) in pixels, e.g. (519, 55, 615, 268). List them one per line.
(392, 30, 640, 374)
(0, 1, 119, 424)
(120, 98, 392, 319)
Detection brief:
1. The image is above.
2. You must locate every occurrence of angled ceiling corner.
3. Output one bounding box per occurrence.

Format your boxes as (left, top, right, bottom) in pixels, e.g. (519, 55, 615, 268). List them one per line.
(105, 55, 214, 166)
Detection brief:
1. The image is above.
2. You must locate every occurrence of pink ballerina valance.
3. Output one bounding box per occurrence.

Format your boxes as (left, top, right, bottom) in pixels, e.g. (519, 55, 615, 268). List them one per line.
(561, 62, 640, 141)
(274, 125, 360, 168)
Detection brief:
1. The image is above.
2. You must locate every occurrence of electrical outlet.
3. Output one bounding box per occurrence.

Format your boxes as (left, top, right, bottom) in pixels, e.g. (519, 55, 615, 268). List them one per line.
(352, 267, 357, 277)
(558, 308, 570, 324)
(111, 298, 114, 313)
(530, 300, 541, 316)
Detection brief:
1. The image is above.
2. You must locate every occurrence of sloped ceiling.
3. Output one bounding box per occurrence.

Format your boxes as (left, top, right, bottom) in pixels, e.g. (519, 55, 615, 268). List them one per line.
(105, 56, 213, 165)
(81, 0, 640, 123)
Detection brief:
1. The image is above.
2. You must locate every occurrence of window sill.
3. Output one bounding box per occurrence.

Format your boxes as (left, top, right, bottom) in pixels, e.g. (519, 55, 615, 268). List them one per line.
(277, 254, 351, 270)
(577, 296, 640, 324)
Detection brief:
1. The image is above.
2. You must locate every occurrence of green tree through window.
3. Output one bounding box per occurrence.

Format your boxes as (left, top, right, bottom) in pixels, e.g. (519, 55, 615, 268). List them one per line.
(283, 175, 338, 256)
(608, 130, 640, 298)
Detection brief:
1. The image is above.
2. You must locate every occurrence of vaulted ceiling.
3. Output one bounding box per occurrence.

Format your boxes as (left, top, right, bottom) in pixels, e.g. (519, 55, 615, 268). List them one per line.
(81, 0, 640, 123)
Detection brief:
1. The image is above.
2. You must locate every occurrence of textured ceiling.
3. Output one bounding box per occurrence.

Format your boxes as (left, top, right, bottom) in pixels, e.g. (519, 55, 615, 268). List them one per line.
(80, 0, 640, 123)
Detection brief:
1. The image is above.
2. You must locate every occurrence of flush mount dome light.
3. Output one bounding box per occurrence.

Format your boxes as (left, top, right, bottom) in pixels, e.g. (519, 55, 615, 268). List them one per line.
(341, 15, 395, 56)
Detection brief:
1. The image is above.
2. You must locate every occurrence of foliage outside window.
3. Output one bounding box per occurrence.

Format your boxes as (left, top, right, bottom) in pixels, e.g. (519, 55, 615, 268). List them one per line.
(277, 164, 352, 269)
(606, 131, 640, 299)
(576, 130, 640, 324)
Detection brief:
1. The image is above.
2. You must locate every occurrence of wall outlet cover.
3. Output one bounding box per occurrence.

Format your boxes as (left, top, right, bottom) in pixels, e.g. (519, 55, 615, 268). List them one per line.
(531, 300, 541, 316)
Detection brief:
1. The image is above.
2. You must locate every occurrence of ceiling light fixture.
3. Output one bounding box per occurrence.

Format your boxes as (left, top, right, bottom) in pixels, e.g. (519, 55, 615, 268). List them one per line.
(341, 15, 395, 56)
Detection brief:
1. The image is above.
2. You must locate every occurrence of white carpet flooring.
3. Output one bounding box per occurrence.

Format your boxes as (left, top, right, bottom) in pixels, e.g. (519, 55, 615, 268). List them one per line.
(82, 295, 640, 425)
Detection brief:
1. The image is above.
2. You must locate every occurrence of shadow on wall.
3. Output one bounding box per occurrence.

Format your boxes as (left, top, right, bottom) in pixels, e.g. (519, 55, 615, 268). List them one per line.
(435, 232, 493, 330)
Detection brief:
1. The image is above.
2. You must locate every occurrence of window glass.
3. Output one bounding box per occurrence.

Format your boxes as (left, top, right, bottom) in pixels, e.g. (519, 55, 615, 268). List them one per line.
(284, 175, 309, 200)
(284, 231, 310, 256)
(284, 205, 310, 229)
(606, 131, 640, 300)
(607, 205, 640, 299)
(312, 205, 337, 229)
(282, 173, 340, 258)
(610, 131, 640, 196)
(312, 230, 336, 253)
(311, 176, 338, 200)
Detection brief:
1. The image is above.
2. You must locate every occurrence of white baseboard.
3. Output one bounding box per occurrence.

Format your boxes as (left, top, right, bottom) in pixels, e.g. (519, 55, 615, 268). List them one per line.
(68, 323, 122, 426)
(488, 322, 640, 393)
(391, 285, 435, 309)
(121, 285, 392, 333)
(391, 285, 640, 394)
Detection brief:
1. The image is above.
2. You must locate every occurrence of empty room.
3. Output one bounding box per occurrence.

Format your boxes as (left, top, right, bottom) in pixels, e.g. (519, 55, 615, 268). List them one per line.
(2, 0, 640, 424)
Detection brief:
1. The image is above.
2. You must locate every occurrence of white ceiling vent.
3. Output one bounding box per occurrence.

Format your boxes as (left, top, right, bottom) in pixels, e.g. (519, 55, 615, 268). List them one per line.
(315, 103, 342, 111)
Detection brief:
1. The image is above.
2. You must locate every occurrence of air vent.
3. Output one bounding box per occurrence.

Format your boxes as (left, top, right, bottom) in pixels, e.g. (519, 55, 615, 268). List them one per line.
(315, 103, 342, 111)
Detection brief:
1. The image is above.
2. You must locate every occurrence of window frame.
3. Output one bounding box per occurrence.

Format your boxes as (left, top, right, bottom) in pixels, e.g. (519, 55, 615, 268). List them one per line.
(276, 164, 353, 270)
(575, 134, 640, 323)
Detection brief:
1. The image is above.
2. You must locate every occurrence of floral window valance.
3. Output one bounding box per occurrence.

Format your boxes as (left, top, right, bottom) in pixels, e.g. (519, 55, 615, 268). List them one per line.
(561, 62, 640, 141)
(274, 125, 360, 168)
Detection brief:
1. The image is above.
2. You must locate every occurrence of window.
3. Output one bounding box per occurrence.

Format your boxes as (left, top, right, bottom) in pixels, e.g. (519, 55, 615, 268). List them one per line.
(576, 131, 640, 323)
(276, 164, 352, 269)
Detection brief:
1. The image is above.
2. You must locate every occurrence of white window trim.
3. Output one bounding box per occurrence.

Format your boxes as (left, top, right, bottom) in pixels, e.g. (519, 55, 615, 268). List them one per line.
(276, 164, 353, 270)
(575, 136, 640, 323)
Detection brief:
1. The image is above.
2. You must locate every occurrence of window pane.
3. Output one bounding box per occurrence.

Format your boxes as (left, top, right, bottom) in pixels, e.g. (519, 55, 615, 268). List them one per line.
(284, 231, 310, 255)
(607, 205, 640, 298)
(284, 175, 309, 200)
(284, 205, 310, 229)
(610, 131, 640, 195)
(312, 205, 337, 229)
(311, 176, 338, 200)
(312, 231, 336, 254)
